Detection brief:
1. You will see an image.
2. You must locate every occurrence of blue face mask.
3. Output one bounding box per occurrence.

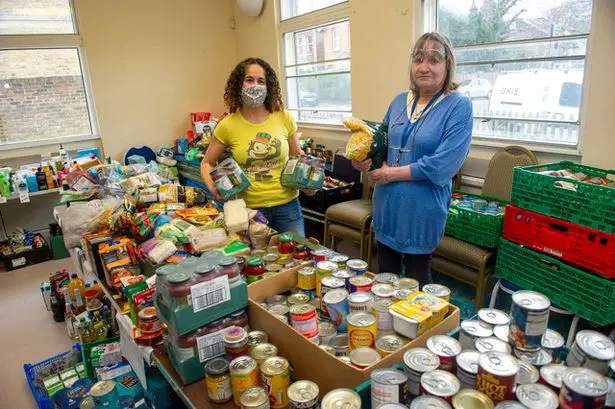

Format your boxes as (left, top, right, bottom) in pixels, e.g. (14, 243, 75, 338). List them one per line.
(241, 85, 267, 108)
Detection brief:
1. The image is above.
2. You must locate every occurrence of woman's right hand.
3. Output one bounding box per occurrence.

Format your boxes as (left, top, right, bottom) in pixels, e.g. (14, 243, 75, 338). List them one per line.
(209, 186, 224, 202)
(352, 158, 372, 172)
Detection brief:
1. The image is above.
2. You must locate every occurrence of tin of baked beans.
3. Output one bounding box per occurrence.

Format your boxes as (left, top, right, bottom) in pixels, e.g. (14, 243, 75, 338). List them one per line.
(348, 291, 374, 313)
(476, 351, 519, 403)
(514, 347, 552, 369)
(510, 291, 550, 352)
(560, 367, 608, 409)
(371, 298, 395, 335)
(297, 267, 317, 291)
(331, 334, 349, 356)
(315, 261, 338, 297)
(567, 330, 615, 375)
(516, 383, 559, 409)
(540, 363, 567, 391)
(423, 284, 451, 302)
(516, 360, 539, 385)
(288, 293, 310, 307)
(478, 308, 510, 328)
(394, 278, 419, 292)
(230, 356, 260, 406)
(272, 314, 288, 324)
(376, 334, 407, 357)
(371, 368, 408, 408)
(290, 304, 319, 339)
(452, 389, 494, 409)
(427, 335, 462, 372)
(251, 343, 278, 367)
(261, 357, 290, 408)
(346, 259, 368, 276)
(319, 344, 336, 355)
(332, 269, 355, 291)
(459, 320, 493, 349)
(311, 249, 330, 263)
(409, 395, 452, 409)
(266, 295, 287, 307)
(321, 388, 361, 409)
(320, 276, 345, 318)
(324, 289, 350, 332)
(350, 346, 381, 368)
(268, 305, 290, 317)
(392, 289, 414, 302)
(319, 321, 337, 345)
(288, 380, 319, 409)
(240, 386, 270, 409)
(494, 401, 526, 409)
(375, 273, 399, 285)
(349, 275, 373, 293)
(456, 350, 480, 390)
(403, 348, 441, 397)
(420, 370, 460, 402)
(89, 380, 119, 408)
(372, 283, 395, 299)
(347, 311, 377, 350)
(493, 325, 509, 343)
(247, 331, 269, 354)
(476, 337, 512, 354)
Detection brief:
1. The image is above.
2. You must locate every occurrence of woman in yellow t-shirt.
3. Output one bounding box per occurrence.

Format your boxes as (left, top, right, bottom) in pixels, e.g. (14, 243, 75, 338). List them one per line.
(200, 57, 310, 236)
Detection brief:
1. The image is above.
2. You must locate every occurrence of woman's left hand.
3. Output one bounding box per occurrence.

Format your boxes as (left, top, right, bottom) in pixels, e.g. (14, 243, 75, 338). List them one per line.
(370, 163, 395, 184)
(301, 189, 317, 196)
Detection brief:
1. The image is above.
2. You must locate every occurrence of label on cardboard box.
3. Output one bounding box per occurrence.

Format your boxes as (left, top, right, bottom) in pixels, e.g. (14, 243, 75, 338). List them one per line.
(196, 328, 226, 362)
(12, 257, 26, 268)
(191, 275, 230, 312)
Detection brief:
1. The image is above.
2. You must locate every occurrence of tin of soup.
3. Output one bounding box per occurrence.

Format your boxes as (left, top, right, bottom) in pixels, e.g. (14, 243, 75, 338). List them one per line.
(319, 321, 337, 345)
(452, 389, 494, 409)
(422, 284, 450, 302)
(403, 348, 441, 397)
(240, 386, 270, 409)
(371, 368, 408, 408)
(332, 269, 355, 291)
(261, 357, 290, 408)
(321, 389, 361, 409)
(376, 334, 407, 357)
(456, 350, 480, 390)
(567, 330, 615, 376)
(394, 278, 419, 293)
(540, 363, 567, 391)
(478, 308, 510, 328)
(330, 334, 349, 356)
(494, 401, 526, 409)
(409, 395, 452, 409)
(311, 249, 330, 263)
(509, 290, 550, 352)
(476, 337, 512, 354)
(266, 295, 287, 307)
(348, 291, 374, 313)
(349, 275, 373, 293)
(289, 304, 319, 339)
(315, 261, 338, 297)
(323, 289, 350, 332)
(459, 320, 493, 350)
(230, 356, 260, 406)
(516, 383, 559, 409)
(328, 254, 349, 266)
(542, 329, 565, 363)
(374, 273, 400, 285)
(346, 259, 368, 276)
(297, 267, 317, 291)
(476, 351, 519, 404)
(516, 360, 539, 385)
(347, 311, 377, 350)
(268, 305, 289, 317)
(420, 370, 460, 403)
(320, 276, 345, 318)
(514, 347, 552, 369)
(288, 380, 319, 409)
(427, 335, 462, 372)
(372, 283, 395, 299)
(392, 289, 414, 302)
(371, 298, 395, 335)
(493, 325, 509, 343)
(350, 347, 381, 369)
(560, 367, 608, 409)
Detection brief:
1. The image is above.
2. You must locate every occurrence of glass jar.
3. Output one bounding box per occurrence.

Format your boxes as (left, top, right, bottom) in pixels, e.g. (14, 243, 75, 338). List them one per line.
(137, 306, 161, 334)
(205, 357, 232, 404)
(228, 310, 249, 332)
(193, 263, 223, 284)
(278, 234, 296, 254)
(217, 256, 241, 284)
(292, 244, 310, 265)
(174, 331, 197, 362)
(235, 256, 246, 277)
(155, 264, 177, 300)
(224, 326, 248, 360)
(277, 254, 294, 269)
(166, 272, 193, 309)
(244, 258, 265, 284)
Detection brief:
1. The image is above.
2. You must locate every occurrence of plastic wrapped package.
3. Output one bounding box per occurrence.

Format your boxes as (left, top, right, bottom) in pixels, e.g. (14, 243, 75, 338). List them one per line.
(56, 198, 122, 249)
(249, 222, 276, 248)
(154, 219, 201, 244)
(342, 118, 388, 170)
(189, 228, 228, 253)
(139, 238, 178, 264)
(119, 173, 163, 190)
(224, 199, 249, 233)
(198, 214, 226, 231)
(209, 157, 251, 199)
(280, 154, 325, 190)
(135, 185, 207, 206)
(99, 238, 140, 273)
(175, 206, 219, 224)
(147, 203, 186, 216)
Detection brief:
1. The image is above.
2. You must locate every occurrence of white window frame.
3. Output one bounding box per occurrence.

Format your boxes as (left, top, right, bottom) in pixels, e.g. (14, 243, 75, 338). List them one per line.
(279, 1, 351, 127)
(0, 0, 100, 151)
(422, 0, 592, 155)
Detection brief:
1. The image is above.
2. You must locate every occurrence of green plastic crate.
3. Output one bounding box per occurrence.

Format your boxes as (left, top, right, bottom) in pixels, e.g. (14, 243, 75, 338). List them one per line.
(444, 191, 507, 248)
(496, 239, 615, 326)
(511, 161, 615, 234)
(80, 336, 120, 381)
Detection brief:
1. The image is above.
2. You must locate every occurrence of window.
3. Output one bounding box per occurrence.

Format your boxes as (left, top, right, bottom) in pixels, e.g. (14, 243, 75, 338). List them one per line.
(0, 0, 97, 146)
(425, 0, 593, 148)
(280, 1, 351, 125)
(281, 0, 347, 21)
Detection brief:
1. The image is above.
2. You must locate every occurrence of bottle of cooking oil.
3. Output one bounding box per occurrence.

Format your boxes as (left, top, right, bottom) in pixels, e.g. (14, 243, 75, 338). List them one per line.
(93, 321, 107, 341)
(79, 318, 95, 344)
(63, 288, 78, 340)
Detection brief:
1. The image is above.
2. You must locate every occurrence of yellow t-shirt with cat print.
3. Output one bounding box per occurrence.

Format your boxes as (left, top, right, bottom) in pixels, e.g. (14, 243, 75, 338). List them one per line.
(213, 110, 299, 208)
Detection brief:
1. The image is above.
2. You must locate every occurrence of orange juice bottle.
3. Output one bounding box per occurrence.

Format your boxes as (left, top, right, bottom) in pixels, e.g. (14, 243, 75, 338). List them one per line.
(68, 273, 86, 300)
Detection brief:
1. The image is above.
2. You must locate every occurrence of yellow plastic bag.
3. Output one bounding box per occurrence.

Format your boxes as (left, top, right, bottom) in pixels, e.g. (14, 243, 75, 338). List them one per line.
(342, 118, 373, 161)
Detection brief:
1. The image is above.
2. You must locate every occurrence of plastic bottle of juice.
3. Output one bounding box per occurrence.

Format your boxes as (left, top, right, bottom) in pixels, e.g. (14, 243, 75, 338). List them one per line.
(68, 274, 86, 300)
(90, 280, 104, 299)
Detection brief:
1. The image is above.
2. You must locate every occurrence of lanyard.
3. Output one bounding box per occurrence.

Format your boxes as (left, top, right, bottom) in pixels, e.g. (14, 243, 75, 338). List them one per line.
(400, 88, 445, 149)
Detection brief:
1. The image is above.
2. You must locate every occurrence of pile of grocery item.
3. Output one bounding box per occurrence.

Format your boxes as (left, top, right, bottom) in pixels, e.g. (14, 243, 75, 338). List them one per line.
(450, 193, 506, 215)
(537, 168, 614, 190)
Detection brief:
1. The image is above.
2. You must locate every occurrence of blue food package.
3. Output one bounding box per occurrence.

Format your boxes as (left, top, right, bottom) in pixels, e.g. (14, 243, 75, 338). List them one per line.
(53, 378, 94, 409)
(115, 371, 145, 402)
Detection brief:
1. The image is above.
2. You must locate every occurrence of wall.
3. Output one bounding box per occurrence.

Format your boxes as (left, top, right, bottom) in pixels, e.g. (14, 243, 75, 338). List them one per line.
(75, 0, 238, 161)
(232, 0, 280, 67)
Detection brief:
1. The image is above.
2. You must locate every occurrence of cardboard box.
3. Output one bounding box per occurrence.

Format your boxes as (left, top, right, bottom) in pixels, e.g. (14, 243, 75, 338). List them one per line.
(247, 266, 460, 395)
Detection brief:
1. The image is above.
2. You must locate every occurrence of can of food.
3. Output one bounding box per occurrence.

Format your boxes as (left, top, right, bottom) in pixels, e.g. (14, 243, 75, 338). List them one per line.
(478, 308, 510, 328)
(316, 261, 338, 297)
(319, 321, 337, 345)
(288, 380, 319, 409)
(452, 389, 494, 409)
(377, 404, 407, 409)
(394, 278, 419, 292)
(287, 293, 310, 307)
(328, 254, 349, 266)
(330, 334, 349, 356)
(332, 269, 355, 291)
(372, 283, 395, 299)
(240, 386, 270, 409)
(422, 284, 451, 302)
(376, 334, 407, 357)
(427, 335, 462, 372)
(268, 305, 290, 317)
(230, 356, 260, 406)
(516, 360, 539, 385)
(371, 368, 409, 408)
(515, 383, 559, 409)
(371, 298, 395, 335)
(494, 401, 527, 409)
(540, 363, 567, 392)
(297, 267, 317, 291)
(459, 320, 493, 349)
(79, 396, 95, 409)
(349, 275, 373, 293)
(509, 290, 550, 352)
(476, 351, 519, 403)
(251, 343, 278, 366)
(320, 344, 336, 355)
(311, 249, 330, 264)
(456, 350, 480, 390)
(493, 325, 509, 343)
(324, 289, 350, 332)
(403, 348, 441, 397)
(272, 314, 288, 324)
(348, 291, 375, 313)
(290, 304, 319, 339)
(420, 370, 460, 403)
(306, 333, 320, 344)
(89, 380, 119, 408)
(320, 276, 345, 318)
(392, 289, 414, 302)
(374, 273, 400, 285)
(266, 295, 287, 307)
(409, 395, 452, 409)
(514, 347, 552, 369)
(260, 357, 290, 408)
(541, 329, 565, 363)
(349, 347, 381, 369)
(566, 330, 615, 375)
(560, 367, 608, 409)
(321, 389, 361, 409)
(475, 337, 512, 354)
(247, 331, 269, 354)
(347, 259, 368, 276)
(347, 311, 377, 350)
(263, 253, 279, 264)
(606, 378, 615, 408)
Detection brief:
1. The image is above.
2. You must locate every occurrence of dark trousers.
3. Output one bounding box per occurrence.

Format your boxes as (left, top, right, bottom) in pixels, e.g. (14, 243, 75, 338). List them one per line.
(377, 241, 433, 287)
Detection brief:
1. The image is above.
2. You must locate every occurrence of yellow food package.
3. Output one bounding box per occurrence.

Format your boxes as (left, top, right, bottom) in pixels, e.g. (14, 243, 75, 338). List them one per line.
(342, 118, 374, 161)
(389, 291, 450, 337)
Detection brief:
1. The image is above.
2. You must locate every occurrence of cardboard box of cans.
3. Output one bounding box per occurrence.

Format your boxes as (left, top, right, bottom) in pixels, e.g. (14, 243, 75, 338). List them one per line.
(246, 265, 460, 394)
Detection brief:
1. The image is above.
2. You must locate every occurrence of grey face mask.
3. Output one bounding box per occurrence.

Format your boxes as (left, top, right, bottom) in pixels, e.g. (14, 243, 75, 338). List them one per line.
(241, 85, 268, 108)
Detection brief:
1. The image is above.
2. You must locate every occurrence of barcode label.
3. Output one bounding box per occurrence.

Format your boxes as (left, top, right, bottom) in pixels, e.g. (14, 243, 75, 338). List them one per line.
(12, 257, 26, 267)
(191, 275, 230, 312)
(284, 158, 298, 175)
(197, 328, 226, 362)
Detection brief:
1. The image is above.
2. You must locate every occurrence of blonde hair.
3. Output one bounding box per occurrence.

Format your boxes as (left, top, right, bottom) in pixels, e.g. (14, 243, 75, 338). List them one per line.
(409, 32, 460, 95)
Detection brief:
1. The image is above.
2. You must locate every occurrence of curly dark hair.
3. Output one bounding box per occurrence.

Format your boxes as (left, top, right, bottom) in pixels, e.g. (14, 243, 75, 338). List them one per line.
(223, 57, 285, 113)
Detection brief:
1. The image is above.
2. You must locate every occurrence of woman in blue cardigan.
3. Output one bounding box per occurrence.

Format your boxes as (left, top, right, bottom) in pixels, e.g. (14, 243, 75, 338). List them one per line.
(353, 32, 472, 286)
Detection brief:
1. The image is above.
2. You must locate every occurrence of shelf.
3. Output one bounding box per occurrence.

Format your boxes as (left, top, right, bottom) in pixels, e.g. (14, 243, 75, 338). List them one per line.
(1, 187, 60, 202)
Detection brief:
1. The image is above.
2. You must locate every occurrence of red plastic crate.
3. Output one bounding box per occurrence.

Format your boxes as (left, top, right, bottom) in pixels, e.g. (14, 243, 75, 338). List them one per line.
(503, 205, 615, 278)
